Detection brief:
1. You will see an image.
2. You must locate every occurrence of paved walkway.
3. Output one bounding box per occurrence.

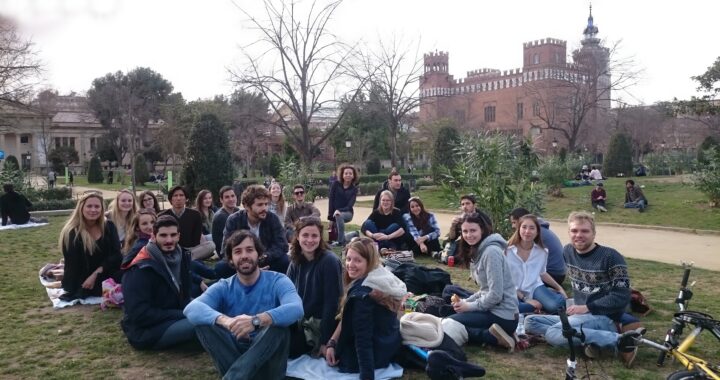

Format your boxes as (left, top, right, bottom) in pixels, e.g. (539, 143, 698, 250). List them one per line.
(68, 187, 720, 271)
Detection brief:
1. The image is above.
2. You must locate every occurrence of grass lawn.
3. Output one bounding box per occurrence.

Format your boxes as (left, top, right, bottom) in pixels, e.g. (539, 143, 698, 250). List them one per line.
(2, 217, 719, 379)
(358, 176, 720, 231)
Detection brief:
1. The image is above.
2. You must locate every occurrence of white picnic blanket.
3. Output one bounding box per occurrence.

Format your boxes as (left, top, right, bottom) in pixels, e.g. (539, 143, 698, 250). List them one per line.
(0, 222, 48, 231)
(286, 355, 403, 380)
(39, 275, 102, 309)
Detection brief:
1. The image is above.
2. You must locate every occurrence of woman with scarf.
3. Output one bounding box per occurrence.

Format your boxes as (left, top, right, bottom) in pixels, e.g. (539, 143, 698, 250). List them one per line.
(324, 237, 406, 379)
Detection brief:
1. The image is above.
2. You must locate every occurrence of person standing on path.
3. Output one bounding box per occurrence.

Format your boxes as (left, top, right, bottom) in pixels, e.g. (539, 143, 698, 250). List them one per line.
(328, 164, 359, 247)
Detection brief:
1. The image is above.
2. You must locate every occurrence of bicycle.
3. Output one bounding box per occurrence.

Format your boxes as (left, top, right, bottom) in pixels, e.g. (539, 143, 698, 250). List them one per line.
(636, 262, 720, 380)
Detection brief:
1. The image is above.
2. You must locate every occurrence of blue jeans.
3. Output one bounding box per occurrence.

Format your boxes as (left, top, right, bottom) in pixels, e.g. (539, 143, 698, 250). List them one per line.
(449, 310, 517, 347)
(524, 313, 620, 350)
(195, 325, 290, 380)
(335, 211, 353, 245)
(153, 318, 198, 349)
(518, 286, 566, 314)
(361, 220, 403, 250)
(624, 200, 646, 210)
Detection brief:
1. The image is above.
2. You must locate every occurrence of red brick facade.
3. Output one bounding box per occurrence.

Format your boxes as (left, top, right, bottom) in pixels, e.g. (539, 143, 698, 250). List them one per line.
(419, 13, 610, 154)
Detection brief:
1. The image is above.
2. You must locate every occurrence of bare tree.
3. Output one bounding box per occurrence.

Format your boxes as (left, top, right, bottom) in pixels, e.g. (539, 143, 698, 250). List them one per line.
(670, 56, 720, 134)
(0, 16, 42, 103)
(231, 0, 364, 165)
(29, 89, 58, 167)
(358, 37, 424, 167)
(526, 41, 639, 151)
(611, 102, 668, 161)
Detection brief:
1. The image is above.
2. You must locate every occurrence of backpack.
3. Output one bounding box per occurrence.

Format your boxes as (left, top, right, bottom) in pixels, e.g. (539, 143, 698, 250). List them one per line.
(390, 263, 452, 296)
(629, 288, 652, 316)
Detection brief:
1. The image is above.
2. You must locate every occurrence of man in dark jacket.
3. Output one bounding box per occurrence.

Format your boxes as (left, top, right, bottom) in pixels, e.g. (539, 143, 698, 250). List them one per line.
(223, 185, 289, 274)
(212, 186, 239, 257)
(121, 215, 197, 350)
(1, 183, 32, 226)
(372, 170, 411, 214)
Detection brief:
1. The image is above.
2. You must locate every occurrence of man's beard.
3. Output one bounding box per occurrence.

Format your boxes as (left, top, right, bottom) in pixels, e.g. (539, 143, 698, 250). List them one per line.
(235, 257, 259, 275)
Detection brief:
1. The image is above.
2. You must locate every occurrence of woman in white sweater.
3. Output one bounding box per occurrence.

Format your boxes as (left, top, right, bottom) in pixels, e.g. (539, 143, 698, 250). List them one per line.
(505, 214, 566, 314)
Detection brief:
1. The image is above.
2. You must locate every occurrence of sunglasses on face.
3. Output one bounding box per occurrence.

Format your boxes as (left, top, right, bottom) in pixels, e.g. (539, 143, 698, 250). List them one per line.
(294, 191, 305, 195)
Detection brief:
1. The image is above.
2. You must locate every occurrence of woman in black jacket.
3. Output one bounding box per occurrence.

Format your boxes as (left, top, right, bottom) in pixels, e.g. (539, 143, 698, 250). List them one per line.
(325, 237, 406, 380)
(58, 193, 122, 301)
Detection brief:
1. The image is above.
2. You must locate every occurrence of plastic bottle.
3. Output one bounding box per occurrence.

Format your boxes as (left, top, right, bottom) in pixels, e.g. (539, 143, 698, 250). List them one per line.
(447, 255, 455, 267)
(516, 314, 526, 336)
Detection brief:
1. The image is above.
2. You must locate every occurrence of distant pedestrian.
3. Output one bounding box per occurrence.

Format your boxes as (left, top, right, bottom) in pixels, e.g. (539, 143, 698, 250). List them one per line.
(47, 170, 56, 189)
(68, 171, 74, 187)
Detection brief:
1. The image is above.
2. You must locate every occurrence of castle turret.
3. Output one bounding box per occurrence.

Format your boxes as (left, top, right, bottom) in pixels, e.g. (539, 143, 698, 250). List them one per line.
(522, 38, 567, 68)
(422, 51, 451, 90)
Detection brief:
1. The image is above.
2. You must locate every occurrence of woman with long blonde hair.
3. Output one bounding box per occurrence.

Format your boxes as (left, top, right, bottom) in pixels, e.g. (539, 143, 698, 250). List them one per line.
(58, 193, 122, 301)
(106, 189, 137, 244)
(194, 189, 215, 241)
(268, 182, 286, 221)
(122, 208, 157, 259)
(324, 237, 405, 378)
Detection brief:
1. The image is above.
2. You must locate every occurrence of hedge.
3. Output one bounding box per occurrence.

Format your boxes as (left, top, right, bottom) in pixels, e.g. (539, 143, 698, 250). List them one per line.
(30, 199, 77, 211)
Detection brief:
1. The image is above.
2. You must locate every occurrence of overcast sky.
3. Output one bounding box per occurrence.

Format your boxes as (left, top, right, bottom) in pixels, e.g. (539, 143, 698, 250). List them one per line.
(4, 0, 718, 105)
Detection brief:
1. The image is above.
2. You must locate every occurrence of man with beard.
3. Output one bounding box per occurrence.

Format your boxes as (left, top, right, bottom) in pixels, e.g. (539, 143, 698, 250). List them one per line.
(223, 185, 289, 273)
(184, 230, 303, 379)
(524, 211, 643, 368)
(121, 215, 197, 350)
(212, 186, 239, 257)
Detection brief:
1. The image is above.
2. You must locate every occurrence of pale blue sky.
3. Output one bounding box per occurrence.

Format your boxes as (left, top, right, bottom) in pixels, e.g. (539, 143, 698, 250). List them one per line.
(4, 0, 718, 105)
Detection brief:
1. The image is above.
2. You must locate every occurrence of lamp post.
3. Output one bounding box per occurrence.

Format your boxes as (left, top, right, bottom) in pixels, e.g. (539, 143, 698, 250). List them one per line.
(551, 138, 558, 155)
(345, 140, 352, 163)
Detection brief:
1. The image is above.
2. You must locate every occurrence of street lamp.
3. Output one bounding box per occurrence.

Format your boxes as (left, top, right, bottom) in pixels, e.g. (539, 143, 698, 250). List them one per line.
(551, 138, 558, 148)
(345, 140, 352, 162)
(660, 140, 666, 150)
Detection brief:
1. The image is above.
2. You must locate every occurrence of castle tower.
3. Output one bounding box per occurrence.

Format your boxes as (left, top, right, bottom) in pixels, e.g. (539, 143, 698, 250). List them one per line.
(574, 3, 611, 109)
(522, 38, 567, 68)
(421, 51, 451, 89)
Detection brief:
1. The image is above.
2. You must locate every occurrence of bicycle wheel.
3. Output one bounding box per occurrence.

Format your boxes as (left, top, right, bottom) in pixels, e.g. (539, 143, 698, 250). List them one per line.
(666, 369, 709, 380)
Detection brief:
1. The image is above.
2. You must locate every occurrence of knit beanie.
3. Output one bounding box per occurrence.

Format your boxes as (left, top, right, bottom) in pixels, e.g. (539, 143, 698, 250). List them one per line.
(442, 318, 469, 346)
(400, 312, 444, 348)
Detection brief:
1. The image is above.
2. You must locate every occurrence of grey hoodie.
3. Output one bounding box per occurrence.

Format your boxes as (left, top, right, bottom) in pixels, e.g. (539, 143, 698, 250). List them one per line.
(465, 233, 519, 320)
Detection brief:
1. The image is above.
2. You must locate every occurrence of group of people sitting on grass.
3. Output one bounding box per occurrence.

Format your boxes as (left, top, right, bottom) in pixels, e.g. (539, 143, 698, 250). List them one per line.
(590, 179, 649, 213)
(51, 164, 648, 379)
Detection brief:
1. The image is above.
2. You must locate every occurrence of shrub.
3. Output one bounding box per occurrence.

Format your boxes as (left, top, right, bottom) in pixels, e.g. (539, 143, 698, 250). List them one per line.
(438, 132, 543, 237)
(47, 146, 79, 172)
(30, 199, 77, 211)
(181, 113, 234, 199)
(604, 133, 633, 177)
(3, 155, 19, 171)
(133, 154, 149, 185)
(697, 136, 719, 165)
(538, 157, 573, 197)
(432, 125, 461, 179)
(366, 157, 381, 175)
(35, 187, 73, 201)
(87, 157, 104, 183)
(694, 147, 720, 206)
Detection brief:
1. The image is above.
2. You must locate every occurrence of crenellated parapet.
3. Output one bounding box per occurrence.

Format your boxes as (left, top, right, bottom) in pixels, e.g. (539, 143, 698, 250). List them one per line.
(522, 37, 567, 48)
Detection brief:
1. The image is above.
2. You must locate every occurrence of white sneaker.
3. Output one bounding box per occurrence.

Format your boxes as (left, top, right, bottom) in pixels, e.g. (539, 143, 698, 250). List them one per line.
(598, 205, 607, 212)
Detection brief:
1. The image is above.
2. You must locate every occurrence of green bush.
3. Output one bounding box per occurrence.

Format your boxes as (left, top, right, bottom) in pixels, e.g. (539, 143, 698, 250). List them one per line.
(133, 154, 149, 185)
(604, 133, 633, 177)
(87, 157, 104, 183)
(35, 188, 73, 201)
(3, 155, 19, 171)
(697, 136, 719, 165)
(366, 157, 381, 175)
(694, 147, 720, 206)
(181, 113, 234, 199)
(432, 125, 460, 179)
(438, 132, 543, 236)
(538, 157, 574, 196)
(30, 199, 77, 211)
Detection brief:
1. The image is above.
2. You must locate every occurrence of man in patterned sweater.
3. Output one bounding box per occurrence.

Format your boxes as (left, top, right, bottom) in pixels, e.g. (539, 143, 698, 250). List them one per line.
(525, 211, 643, 368)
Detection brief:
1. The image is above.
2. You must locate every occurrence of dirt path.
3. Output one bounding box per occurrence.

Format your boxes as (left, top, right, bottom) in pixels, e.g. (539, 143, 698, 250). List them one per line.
(312, 196, 720, 271)
(69, 188, 720, 271)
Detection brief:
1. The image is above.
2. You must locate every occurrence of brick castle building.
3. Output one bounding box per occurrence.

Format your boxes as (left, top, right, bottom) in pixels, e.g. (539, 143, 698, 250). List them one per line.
(419, 7, 611, 154)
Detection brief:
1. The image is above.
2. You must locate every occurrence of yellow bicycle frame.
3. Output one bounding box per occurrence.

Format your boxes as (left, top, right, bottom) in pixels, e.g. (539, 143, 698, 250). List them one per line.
(672, 326, 720, 380)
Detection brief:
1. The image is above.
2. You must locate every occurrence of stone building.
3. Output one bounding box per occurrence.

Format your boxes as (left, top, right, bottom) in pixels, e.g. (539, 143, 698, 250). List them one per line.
(419, 7, 611, 154)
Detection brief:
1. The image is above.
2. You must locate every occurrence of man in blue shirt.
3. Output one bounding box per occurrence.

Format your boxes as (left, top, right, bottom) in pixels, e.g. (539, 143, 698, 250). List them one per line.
(184, 230, 303, 379)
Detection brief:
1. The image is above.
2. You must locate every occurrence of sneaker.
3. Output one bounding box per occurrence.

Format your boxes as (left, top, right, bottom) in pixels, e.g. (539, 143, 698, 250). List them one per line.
(638, 206, 645, 213)
(617, 327, 644, 368)
(598, 205, 607, 212)
(329, 241, 341, 247)
(489, 323, 515, 353)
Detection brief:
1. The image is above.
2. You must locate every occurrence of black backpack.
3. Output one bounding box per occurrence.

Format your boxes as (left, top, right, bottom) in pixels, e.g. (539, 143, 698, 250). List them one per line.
(389, 262, 452, 296)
